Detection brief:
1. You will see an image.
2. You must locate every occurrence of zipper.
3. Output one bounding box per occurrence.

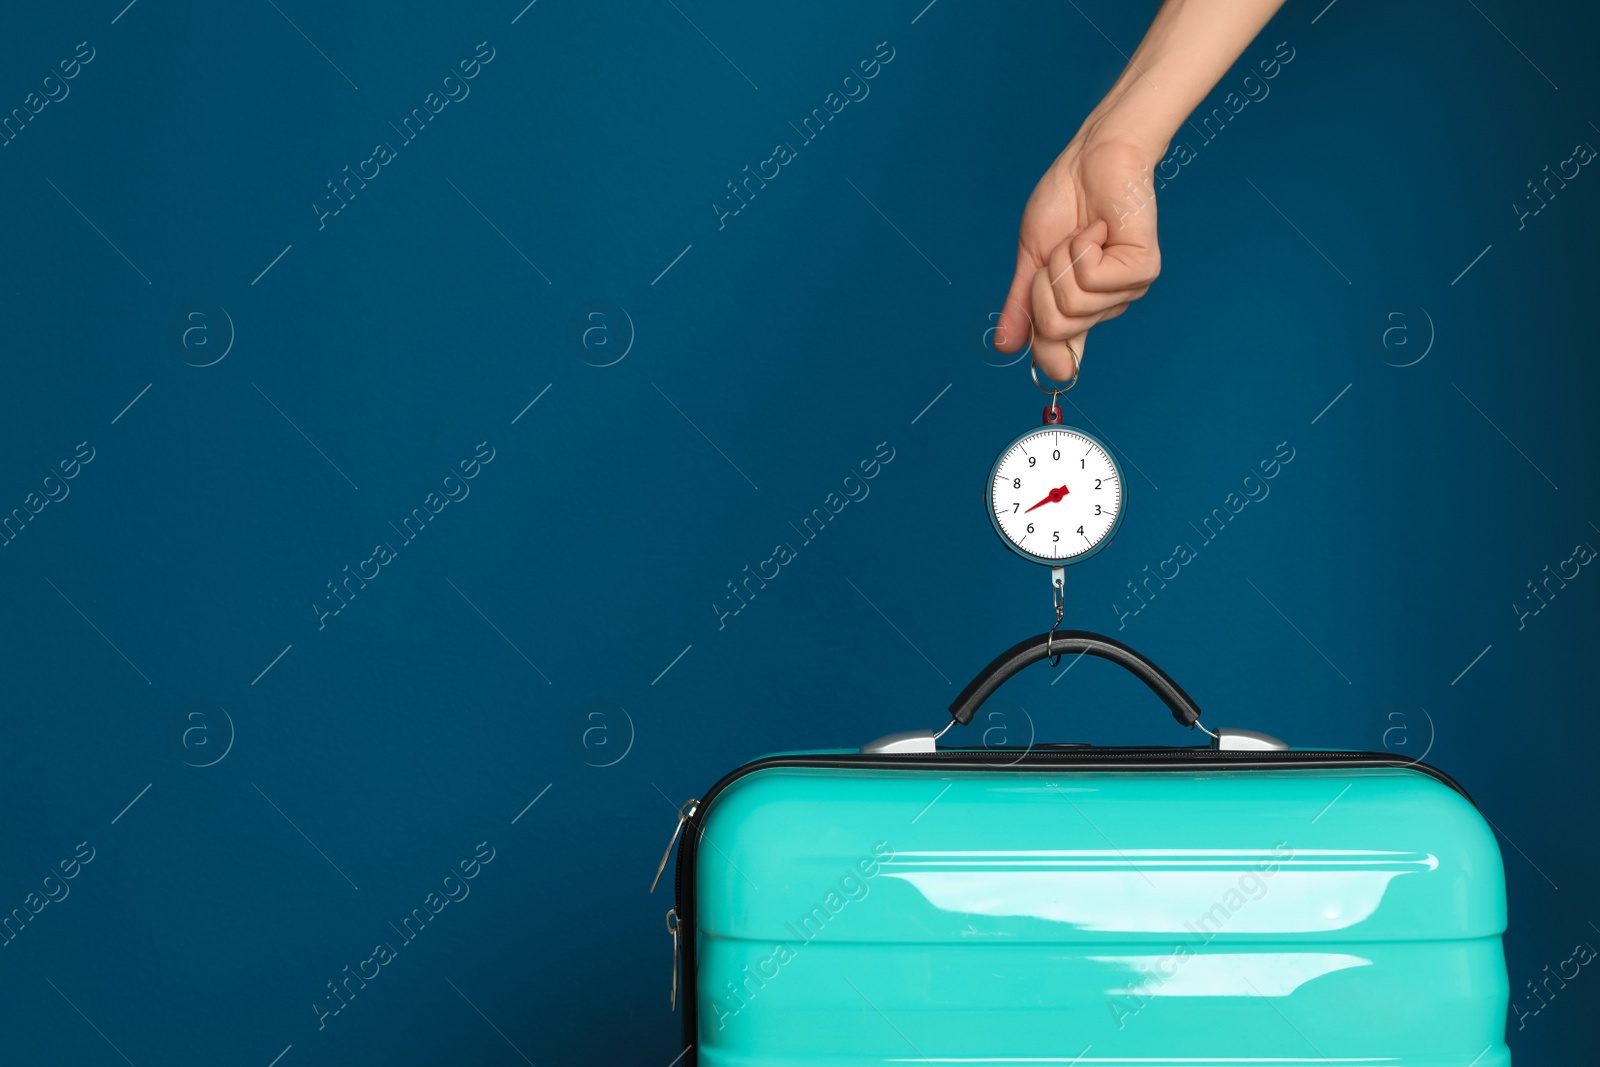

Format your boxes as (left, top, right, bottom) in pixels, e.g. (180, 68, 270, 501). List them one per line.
(651, 798, 698, 895)
(655, 798, 697, 1016)
(665, 746, 1472, 1056)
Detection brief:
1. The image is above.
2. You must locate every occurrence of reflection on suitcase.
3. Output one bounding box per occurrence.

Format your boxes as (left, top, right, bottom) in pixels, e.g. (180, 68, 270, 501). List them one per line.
(662, 631, 1510, 1066)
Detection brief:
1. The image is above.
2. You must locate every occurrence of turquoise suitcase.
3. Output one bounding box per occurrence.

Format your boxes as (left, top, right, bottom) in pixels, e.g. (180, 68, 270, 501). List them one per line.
(662, 631, 1511, 1066)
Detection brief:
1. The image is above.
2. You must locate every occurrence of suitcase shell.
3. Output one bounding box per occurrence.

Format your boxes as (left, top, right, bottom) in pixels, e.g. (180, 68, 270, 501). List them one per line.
(668, 635, 1511, 1066)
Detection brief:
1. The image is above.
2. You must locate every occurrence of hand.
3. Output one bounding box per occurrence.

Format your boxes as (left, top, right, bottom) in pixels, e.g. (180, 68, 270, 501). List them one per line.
(992, 0, 1288, 379)
(993, 131, 1163, 381)
(1024, 485, 1071, 512)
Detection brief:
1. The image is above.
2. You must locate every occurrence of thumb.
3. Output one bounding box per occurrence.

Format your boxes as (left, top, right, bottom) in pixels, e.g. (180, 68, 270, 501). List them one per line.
(992, 248, 1039, 354)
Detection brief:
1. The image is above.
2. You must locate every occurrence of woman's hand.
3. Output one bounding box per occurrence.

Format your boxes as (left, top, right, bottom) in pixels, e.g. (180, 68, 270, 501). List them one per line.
(991, 0, 1288, 381)
(993, 132, 1163, 381)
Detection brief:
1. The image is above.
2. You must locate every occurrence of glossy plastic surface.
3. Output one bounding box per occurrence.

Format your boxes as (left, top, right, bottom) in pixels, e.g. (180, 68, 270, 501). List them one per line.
(695, 765, 1509, 1066)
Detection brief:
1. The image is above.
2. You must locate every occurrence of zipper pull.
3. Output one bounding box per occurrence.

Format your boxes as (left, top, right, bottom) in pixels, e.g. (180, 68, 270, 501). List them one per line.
(666, 907, 682, 1011)
(650, 798, 698, 893)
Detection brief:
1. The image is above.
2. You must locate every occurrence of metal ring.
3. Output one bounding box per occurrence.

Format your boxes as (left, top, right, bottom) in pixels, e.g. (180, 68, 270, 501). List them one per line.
(1030, 346, 1082, 396)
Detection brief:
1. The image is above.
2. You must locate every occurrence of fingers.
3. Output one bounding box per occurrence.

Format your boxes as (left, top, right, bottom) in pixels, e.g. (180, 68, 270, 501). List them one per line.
(1030, 267, 1089, 352)
(1070, 217, 1161, 294)
(1030, 258, 1140, 347)
(1097, 301, 1131, 324)
(992, 249, 1039, 354)
(1032, 304, 1124, 380)
(1029, 235, 1142, 380)
(1032, 334, 1086, 382)
(1046, 237, 1149, 323)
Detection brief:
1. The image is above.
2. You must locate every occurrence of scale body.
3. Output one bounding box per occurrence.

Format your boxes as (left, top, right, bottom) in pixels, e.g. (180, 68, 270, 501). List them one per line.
(985, 421, 1125, 569)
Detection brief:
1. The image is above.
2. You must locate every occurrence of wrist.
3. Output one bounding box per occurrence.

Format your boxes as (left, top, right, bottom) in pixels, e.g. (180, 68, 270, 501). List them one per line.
(1072, 98, 1171, 168)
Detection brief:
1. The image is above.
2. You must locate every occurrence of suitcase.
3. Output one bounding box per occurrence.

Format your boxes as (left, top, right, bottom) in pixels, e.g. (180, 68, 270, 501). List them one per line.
(661, 630, 1510, 1066)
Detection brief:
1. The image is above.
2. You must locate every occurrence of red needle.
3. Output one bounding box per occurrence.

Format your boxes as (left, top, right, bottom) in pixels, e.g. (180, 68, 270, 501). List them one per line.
(1024, 485, 1070, 512)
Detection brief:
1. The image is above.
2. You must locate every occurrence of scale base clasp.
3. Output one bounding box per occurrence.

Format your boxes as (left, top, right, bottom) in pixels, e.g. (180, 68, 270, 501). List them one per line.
(1047, 566, 1066, 665)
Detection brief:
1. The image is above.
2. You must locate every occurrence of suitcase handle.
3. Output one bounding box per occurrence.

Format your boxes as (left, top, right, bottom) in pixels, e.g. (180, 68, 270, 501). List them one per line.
(948, 630, 1203, 729)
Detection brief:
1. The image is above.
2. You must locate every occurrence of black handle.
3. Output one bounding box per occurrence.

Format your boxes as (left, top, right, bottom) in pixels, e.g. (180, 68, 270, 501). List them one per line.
(948, 630, 1202, 729)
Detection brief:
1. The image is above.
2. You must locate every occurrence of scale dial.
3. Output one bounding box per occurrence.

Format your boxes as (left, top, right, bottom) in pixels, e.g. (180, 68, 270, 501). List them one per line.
(987, 426, 1124, 565)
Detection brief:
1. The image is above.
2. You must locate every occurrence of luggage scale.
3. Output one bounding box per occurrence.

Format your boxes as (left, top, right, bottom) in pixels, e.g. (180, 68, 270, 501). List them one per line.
(861, 350, 1284, 756)
(986, 353, 1126, 660)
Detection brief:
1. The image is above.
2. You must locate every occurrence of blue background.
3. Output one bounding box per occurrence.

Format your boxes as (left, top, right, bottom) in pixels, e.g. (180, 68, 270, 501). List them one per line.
(1, 0, 1595, 1061)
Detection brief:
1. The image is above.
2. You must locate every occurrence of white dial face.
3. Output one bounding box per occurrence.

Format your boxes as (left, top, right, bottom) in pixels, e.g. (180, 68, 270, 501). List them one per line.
(989, 428, 1123, 563)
